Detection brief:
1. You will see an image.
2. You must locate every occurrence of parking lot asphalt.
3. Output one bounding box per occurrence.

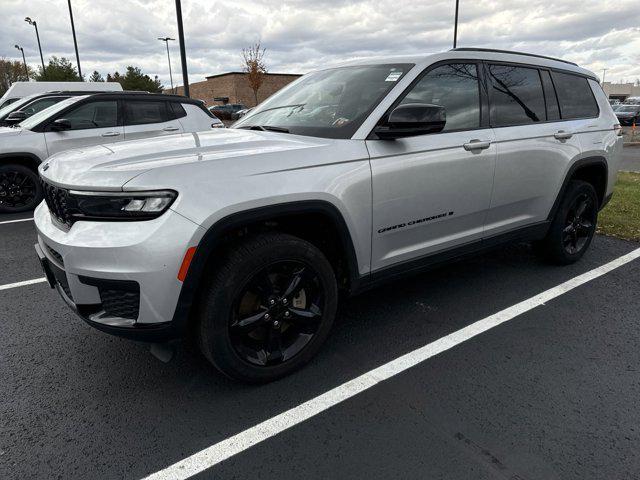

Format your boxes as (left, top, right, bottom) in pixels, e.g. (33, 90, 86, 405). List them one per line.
(1, 213, 640, 480)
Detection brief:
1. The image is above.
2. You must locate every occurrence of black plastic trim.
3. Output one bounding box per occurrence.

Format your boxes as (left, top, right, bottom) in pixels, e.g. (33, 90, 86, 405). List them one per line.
(547, 157, 609, 221)
(169, 200, 361, 337)
(356, 221, 551, 294)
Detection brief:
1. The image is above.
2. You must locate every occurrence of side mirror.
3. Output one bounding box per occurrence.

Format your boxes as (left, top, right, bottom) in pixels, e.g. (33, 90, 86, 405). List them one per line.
(4, 111, 28, 125)
(374, 103, 446, 140)
(50, 118, 72, 132)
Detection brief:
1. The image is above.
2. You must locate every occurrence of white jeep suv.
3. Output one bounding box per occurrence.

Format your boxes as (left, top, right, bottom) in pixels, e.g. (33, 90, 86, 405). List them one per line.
(34, 48, 622, 382)
(0, 92, 223, 213)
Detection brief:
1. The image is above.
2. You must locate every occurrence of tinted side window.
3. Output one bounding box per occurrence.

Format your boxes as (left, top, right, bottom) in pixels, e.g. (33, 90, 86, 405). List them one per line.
(551, 71, 598, 119)
(22, 97, 67, 115)
(63, 101, 118, 130)
(168, 102, 187, 119)
(125, 101, 168, 125)
(400, 63, 480, 132)
(489, 65, 546, 126)
(540, 70, 560, 121)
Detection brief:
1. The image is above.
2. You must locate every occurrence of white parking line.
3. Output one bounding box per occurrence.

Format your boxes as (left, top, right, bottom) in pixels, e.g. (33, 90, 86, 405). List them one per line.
(0, 217, 34, 225)
(141, 246, 640, 480)
(0, 277, 47, 291)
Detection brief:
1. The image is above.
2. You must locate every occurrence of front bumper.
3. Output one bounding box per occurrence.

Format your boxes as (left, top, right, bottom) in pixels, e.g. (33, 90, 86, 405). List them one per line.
(34, 202, 205, 342)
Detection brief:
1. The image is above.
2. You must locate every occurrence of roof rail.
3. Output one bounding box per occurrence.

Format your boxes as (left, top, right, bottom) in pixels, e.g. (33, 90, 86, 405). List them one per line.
(450, 47, 578, 67)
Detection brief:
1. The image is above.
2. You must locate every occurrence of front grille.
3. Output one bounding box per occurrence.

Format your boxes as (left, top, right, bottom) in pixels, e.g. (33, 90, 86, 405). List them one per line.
(42, 180, 74, 226)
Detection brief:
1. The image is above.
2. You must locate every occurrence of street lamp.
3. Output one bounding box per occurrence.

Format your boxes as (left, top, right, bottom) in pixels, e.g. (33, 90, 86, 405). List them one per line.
(453, 0, 460, 48)
(14, 45, 28, 78)
(24, 17, 46, 74)
(158, 37, 176, 93)
(175, 0, 190, 97)
(67, 0, 82, 79)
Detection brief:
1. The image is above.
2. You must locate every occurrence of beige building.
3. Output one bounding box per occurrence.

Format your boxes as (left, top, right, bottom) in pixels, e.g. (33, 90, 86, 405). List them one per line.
(602, 82, 640, 102)
(167, 72, 302, 108)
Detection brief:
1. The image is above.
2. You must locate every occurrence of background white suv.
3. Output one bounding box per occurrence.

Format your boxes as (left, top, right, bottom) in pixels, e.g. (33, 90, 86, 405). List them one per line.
(35, 48, 622, 382)
(0, 92, 223, 213)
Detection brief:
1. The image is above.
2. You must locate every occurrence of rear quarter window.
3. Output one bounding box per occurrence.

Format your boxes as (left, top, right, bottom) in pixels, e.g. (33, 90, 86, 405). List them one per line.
(551, 71, 599, 119)
(168, 102, 187, 119)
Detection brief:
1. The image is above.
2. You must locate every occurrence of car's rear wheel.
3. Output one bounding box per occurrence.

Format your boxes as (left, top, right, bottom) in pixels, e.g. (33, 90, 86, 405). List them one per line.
(197, 233, 338, 383)
(0, 164, 42, 213)
(537, 180, 598, 264)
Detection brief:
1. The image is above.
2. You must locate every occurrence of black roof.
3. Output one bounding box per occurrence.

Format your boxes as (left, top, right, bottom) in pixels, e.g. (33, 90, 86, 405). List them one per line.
(450, 47, 578, 67)
(78, 91, 202, 104)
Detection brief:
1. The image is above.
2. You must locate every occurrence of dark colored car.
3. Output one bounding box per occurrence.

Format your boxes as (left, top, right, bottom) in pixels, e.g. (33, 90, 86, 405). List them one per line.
(208, 103, 248, 120)
(615, 105, 640, 126)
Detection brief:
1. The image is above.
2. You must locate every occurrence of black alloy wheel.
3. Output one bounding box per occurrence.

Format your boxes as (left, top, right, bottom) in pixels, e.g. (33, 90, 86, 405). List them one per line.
(537, 180, 598, 265)
(0, 164, 42, 213)
(230, 260, 325, 367)
(562, 192, 596, 255)
(197, 232, 338, 383)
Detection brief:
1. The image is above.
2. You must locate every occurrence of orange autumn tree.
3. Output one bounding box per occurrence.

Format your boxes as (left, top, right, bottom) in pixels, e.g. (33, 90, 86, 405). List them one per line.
(242, 42, 268, 105)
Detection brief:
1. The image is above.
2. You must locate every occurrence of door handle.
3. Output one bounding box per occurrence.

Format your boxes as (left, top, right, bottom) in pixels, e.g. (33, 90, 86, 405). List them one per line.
(163, 126, 180, 132)
(554, 130, 573, 140)
(463, 139, 491, 151)
(101, 131, 120, 137)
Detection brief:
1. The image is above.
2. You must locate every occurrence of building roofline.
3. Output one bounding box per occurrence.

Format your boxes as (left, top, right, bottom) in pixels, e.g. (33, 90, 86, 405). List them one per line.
(204, 71, 302, 80)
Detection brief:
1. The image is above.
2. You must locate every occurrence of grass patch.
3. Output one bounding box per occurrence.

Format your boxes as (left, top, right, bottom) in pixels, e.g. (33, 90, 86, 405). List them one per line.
(597, 171, 640, 242)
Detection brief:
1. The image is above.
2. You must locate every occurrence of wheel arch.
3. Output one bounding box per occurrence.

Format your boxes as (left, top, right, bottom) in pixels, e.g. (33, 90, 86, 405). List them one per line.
(547, 156, 608, 221)
(170, 200, 361, 336)
(0, 152, 42, 172)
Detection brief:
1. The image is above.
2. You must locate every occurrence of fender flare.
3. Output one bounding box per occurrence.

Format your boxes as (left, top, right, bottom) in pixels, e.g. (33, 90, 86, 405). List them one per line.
(0, 152, 43, 170)
(547, 156, 608, 221)
(170, 200, 361, 334)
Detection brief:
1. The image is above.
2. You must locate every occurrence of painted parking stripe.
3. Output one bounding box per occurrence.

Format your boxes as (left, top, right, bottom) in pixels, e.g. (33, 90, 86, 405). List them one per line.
(141, 246, 640, 480)
(0, 217, 34, 225)
(0, 277, 46, 291)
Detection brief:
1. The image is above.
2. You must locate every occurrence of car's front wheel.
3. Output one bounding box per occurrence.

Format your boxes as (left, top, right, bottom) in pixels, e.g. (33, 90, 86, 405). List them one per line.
(0, 164, 43, 213)
(537, 180, 599, 264)
(197, 232, 338, 383)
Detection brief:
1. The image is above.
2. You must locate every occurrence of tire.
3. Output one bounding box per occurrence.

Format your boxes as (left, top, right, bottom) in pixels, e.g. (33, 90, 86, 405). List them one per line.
(0, 164, 43, 213)
(197, 232, 338, 383)
(537, 180, 599, 265)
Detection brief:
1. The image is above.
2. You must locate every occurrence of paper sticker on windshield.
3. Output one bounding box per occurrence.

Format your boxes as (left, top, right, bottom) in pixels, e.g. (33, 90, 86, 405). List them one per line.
(385, 71, 402, 82)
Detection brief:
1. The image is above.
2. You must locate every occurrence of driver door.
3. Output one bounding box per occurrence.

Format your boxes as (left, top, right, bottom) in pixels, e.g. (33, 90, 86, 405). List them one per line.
(44, 99, 123, 156)
(367, 62, 496, 271)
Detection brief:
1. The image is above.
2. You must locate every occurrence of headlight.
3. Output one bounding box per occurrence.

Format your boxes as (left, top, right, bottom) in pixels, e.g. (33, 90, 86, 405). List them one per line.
(68, 190, 177, 221)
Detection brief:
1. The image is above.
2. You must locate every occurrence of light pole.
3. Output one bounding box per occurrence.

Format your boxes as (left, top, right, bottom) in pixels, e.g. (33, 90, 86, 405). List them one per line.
(67, 0, 82, 79)
(14, 45, 28, 78)
(158, 37, 176, 93)
(24, 17, 46, 75)
(453, 0, 460, 48)
(175, 0, 190, 97)
(601, 68, 608, 86)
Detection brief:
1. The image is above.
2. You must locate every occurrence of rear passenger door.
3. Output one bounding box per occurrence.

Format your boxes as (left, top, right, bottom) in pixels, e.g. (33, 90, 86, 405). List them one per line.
(123, 100, 184, 140)
(483, 64, 582, 237)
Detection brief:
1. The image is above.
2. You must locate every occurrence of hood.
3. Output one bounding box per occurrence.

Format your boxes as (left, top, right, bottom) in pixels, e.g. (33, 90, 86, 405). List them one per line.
(0, 126, 24, 137)
(39, 129, 328, 190)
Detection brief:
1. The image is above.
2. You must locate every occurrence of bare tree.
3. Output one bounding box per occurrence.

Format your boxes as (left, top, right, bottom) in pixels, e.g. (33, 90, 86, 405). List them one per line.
(242, 42, 268, 105)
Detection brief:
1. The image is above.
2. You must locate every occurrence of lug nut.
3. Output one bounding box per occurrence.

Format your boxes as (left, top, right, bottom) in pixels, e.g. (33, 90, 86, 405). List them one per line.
(269, 299, 275, 305)
(284, 311, 290, 317)
(282, 298, 288, 305)
(264, 313, 270, 320)
(273, 320, 280, 328)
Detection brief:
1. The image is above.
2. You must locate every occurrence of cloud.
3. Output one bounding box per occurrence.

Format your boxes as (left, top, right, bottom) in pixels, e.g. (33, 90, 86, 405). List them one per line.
(1, 0, 639, 87)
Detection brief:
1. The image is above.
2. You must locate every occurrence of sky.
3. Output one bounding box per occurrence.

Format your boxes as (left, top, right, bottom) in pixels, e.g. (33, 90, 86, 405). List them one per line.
(2, 0, 639, 88)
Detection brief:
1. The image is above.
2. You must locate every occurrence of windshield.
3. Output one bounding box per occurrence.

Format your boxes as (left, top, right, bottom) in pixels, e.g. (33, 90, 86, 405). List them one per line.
(617, 105, 640, 113)
(18, 96, 86, 130)
(233, 64, 413, 139)
(0, 94, 40, 120)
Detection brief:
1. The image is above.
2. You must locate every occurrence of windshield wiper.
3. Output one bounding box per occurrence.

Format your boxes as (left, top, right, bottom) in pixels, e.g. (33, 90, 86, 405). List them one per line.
(238, 125, 290, 133)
